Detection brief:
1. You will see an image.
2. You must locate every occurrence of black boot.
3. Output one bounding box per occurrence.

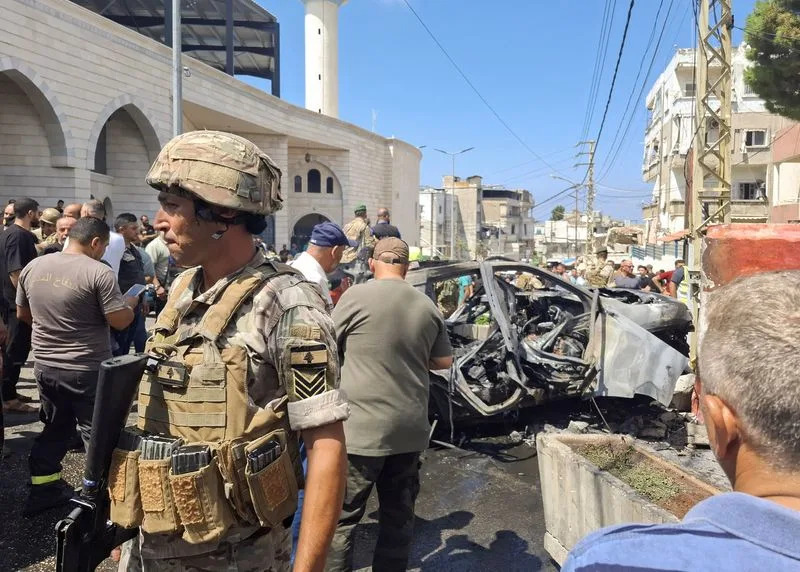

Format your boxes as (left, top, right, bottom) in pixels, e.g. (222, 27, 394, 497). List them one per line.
(23, 479, 76, 516)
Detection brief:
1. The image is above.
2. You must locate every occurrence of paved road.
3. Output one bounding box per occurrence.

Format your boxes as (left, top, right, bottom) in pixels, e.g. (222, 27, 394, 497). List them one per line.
(1, 366, 557, 572)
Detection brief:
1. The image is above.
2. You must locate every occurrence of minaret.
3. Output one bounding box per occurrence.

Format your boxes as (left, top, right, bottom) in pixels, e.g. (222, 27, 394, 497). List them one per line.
(300, 0, 347, 118)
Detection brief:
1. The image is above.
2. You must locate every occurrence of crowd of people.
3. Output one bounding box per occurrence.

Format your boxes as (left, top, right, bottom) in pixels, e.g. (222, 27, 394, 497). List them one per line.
(1, 129, 797, 571)
(542, 248, 686, 296)
(0, 197, 180, 514)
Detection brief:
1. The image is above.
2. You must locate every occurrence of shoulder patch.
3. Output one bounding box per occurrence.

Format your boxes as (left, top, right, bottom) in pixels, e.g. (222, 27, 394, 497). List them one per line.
(285, 341, 331, 401)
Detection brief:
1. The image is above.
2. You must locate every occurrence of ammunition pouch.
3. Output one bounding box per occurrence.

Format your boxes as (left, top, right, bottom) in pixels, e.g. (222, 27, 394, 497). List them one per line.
(169, 456, 235, 544)
(108, 448, 143, 528)
(139, 458, 181, 534)
(107, 432, 300, 543)
(244, 430, 299, 529)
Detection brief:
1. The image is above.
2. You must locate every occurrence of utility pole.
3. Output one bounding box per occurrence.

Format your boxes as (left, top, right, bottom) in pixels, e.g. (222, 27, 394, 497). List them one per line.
(688, 0, 733, 361)
(570, 189, 580, 258)
(435, 147, 474, 259)
(171, 0, 182, 137)
(577, 140, 596, 256)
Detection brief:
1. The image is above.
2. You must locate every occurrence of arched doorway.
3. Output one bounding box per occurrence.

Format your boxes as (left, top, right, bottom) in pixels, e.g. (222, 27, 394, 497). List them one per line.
(292, 213, 330, 251)
(91, 107, 156, 216)
(0, 68, 71, 204)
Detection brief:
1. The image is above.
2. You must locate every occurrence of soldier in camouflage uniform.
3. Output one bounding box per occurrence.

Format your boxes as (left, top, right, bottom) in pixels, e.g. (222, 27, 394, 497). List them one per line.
(584, 247, 614, 288)
(340, 204, 375, 265)
(515, 271, 544, 291)
(120, 131, 349, 571)
(435, 278, 460, 317)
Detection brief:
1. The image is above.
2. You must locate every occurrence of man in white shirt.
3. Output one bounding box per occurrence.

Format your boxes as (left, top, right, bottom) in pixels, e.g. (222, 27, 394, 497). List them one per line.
(290, 222, 355, 307)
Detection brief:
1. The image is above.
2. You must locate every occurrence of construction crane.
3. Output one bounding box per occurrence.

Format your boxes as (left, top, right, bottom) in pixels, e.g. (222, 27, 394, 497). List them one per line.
(687, 0, 733, 361)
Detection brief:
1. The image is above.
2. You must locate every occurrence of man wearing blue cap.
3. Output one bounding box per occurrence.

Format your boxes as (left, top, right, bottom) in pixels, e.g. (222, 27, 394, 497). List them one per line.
(290, 221, 356, 307)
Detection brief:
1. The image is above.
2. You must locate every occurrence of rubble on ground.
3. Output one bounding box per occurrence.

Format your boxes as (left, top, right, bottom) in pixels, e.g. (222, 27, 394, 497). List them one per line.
(670, 373, 696, 412)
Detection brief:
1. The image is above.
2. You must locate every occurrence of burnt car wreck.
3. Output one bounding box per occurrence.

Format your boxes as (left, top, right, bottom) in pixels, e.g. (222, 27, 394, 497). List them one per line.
(407, 260, 692, 425)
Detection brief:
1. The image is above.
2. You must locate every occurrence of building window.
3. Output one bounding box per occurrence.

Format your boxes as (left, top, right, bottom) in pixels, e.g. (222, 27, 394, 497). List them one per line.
(326, 177, 334, 194)
(738, 182, 759, 200)
(745, 129, 767, 148)
(511, 224, 516, 235)
(684, 82, 696, 97)
(308, 169, 321, 193)
(294, 175, 302, 193)
(523, 224, 527, 235)
(438, 205, 442, 214)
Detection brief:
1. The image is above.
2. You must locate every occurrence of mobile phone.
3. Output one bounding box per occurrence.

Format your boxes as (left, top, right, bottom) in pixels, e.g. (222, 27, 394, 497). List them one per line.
(124, 284, 147, 298)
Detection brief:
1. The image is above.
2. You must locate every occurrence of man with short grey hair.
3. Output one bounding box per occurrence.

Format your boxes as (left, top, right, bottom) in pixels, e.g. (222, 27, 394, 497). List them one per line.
(79, 199, 125, 274)
(563, 271, 800, 570)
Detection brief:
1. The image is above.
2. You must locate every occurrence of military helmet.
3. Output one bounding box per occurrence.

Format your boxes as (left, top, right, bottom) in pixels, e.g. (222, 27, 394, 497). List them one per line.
(145, 131, 283, 215)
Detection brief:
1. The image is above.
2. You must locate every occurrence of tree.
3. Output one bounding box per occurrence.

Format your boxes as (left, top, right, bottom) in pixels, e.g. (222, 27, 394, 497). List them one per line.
(551, 205, 565, 221)
(744, 0, 800, 120)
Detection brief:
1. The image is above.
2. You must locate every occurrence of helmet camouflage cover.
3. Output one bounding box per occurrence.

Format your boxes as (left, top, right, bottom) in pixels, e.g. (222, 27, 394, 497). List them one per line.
(145, 131, 283, 215)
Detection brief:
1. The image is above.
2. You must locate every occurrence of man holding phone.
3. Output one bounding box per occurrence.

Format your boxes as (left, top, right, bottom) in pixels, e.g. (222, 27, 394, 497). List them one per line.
(113, 213, 147, 356)
(16, 217, 137, 515)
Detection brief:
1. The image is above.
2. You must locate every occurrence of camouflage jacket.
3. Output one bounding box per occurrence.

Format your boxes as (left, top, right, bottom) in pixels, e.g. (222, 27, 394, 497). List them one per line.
(341, 217, 375, 263)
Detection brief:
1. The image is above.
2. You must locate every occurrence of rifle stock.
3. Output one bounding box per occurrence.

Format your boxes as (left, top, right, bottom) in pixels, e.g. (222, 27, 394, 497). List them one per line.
(55, 354, 147, 572)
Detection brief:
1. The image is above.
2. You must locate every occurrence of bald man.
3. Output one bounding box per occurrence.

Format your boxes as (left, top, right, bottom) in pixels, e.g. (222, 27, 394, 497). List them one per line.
(62, 203, 82, 219)
(371, 207, 401, 240)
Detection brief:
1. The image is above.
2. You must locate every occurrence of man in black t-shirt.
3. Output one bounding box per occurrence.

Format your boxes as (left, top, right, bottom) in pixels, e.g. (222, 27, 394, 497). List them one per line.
(0, 197, 40, 413)
(112, 213, 146, 356)
(371, 207, 401, 240)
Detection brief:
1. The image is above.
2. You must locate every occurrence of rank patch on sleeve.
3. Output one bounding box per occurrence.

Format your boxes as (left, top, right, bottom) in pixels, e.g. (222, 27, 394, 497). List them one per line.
(286, 343, 330, 401)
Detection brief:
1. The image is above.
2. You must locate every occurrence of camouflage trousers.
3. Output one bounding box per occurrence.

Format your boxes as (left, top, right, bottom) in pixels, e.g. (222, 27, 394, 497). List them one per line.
(326, 452, 421, 572)
(119, 526, 292, 572)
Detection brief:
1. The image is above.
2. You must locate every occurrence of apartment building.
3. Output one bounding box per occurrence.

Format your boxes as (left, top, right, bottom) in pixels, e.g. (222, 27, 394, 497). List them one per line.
(418, 176, 535, 260)
(641, 46, 795, 242)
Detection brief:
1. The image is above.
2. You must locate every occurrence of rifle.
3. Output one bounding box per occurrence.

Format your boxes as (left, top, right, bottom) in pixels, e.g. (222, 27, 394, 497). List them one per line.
(55, 354, 147, 572)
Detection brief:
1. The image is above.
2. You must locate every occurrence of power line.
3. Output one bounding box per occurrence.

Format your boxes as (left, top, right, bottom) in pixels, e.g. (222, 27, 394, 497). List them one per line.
(580, 0, 617, 141)
(486, 146, 576, 178)
(533, 187, 584, 213)
(593, 0, 637, 150)
(401, 0, 570, 177)
(598, 0, 678, 179)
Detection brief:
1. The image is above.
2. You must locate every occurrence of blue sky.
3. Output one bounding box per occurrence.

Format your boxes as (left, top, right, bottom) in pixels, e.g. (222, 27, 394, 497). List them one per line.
(250, 0, 757, 221)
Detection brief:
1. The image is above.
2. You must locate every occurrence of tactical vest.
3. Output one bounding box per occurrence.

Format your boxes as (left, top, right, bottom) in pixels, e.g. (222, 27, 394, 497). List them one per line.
(108, 261, 305, 545)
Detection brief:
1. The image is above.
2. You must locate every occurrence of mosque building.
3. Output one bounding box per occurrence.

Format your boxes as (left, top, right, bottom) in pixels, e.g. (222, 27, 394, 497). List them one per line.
(0, 0, 421, 247)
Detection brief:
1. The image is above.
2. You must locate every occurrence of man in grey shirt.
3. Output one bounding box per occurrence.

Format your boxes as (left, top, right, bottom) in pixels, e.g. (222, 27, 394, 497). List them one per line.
(17, 217, 136, 515)
(327, 237, 453, 571)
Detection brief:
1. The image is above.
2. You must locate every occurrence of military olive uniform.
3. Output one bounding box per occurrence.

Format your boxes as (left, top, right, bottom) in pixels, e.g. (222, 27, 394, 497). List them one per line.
(436, 279, 459, 318)
(340, 217, 375, 264)
(109, 131, 349, 571)
(515, 273, 544, 291)
(584, 257, 613, 288)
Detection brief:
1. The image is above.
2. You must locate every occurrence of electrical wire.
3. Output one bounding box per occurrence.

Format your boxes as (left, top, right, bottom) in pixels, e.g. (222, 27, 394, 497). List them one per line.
(579, 0, 617, 142)
(401, 0, 571, 178)
(598, 0, 680, 180)
(593, 0, 637, 150)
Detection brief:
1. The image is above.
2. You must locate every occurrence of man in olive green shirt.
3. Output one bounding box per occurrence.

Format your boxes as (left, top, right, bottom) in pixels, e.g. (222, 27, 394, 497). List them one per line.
(327, 237, 453, 572)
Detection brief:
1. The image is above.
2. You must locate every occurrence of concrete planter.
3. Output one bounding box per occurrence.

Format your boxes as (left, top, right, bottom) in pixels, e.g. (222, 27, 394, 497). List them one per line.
(536, 432, 719, 566)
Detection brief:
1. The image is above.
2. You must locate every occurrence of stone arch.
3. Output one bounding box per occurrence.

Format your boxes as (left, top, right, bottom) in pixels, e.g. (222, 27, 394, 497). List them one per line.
(290, 211, 335, 251)
(0, 57, 74, 167)
(88, 95, 163, 171)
